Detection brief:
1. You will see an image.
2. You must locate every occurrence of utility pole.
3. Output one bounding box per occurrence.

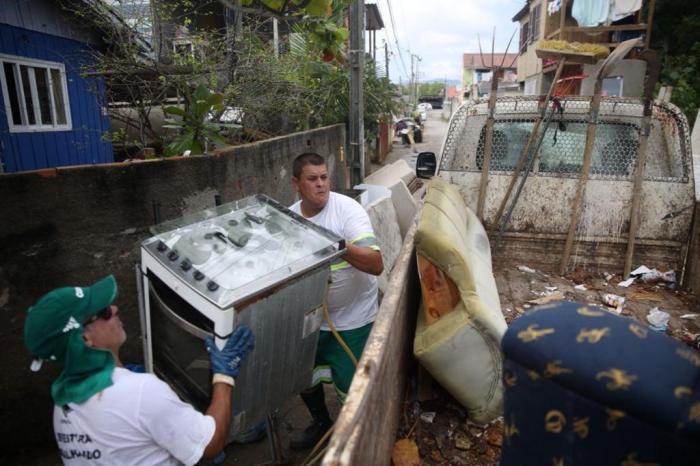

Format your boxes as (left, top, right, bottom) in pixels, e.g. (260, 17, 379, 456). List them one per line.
(415, 56, 421, 107)
(410, 53, 415, 111)
(384, 41, 389, 81)
(349, 0, 365, 185)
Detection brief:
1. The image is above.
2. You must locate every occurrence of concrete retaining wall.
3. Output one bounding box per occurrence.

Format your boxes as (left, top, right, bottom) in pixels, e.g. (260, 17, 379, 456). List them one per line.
(0, 124, 345, 462)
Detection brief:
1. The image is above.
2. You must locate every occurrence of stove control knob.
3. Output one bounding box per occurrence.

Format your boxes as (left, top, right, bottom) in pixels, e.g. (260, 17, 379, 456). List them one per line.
(180, 259, 192, 271)
(207, 281, 219, 292)
(168, 250, 179, 261)
(156, 241, 167, 252)
(193, 270, 205, 281)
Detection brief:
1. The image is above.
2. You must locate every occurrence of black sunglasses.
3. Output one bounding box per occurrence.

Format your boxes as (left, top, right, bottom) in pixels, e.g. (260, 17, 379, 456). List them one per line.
(83, 306, 113, 326)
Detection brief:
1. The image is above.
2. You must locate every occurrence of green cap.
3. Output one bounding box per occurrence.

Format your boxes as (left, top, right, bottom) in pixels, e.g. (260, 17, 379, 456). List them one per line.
(24, 275, 119, 405)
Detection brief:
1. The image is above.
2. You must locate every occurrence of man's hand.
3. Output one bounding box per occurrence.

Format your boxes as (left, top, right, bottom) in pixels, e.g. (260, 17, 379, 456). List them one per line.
(205, 326, 255, 378)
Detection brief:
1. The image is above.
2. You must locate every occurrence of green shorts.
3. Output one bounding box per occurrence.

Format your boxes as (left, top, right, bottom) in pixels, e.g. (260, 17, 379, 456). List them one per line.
(310, 322, 373, 402)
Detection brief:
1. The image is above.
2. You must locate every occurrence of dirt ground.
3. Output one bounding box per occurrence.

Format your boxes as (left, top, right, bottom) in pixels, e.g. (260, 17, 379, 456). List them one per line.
(393, 265, 700, 466)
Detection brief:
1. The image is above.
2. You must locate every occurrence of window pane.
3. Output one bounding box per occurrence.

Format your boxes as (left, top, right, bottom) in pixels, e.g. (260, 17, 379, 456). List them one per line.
(20, 65, 35, 125)
(35, 67, 52, 124)
(51, 69, 67, 125)
(3, 62, 22, 125)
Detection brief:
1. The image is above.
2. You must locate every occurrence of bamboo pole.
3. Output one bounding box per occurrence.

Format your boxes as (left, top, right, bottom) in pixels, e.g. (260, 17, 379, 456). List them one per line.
(623, 50, 660, 277)
(476, 72, 500, 222)
(492, 59, 566, 229)
(559, 86, 602, 275)
(644, 0, 656, 50)
(559, 38, 640, 274)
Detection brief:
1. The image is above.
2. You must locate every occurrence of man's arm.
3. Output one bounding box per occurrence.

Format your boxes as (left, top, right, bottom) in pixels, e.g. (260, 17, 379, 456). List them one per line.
(201, 384, 232, 460)
(343, 243, 383, 276)
(201, 326, 255, 460)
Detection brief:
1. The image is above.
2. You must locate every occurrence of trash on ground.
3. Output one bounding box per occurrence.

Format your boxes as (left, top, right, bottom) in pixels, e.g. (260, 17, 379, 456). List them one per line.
(574, 284, 587, 291)
(545, 286, 558, 293)
(631, 265, 653, 276)
(528, 292, 565, 305)
(391, 438, 420, 466)
(647, 307, 670, 331)
(420, 412, 436, 423)
(639, 268, 676, 284)
(517, 265, 537, 274)
(604, 273, 614, 281)
(603, 293, 625, 314)
(627, 290, 665, 302)
(680, 314, 699, 320)
(617, 277, 636, 288)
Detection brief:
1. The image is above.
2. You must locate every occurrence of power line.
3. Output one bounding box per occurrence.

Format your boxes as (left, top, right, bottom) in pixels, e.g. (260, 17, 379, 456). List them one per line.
(382, 0, 410, 81)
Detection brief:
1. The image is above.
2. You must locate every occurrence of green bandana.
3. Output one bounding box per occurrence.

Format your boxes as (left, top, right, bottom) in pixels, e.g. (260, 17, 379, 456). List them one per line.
(24, 275, 118, 406)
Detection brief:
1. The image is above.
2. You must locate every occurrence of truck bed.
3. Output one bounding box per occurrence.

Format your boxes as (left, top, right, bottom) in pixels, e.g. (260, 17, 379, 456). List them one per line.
(392, 263, 700, 466)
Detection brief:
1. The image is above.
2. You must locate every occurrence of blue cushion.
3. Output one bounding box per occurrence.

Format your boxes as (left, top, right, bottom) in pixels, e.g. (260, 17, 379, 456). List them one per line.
(500, 301, 700, 466)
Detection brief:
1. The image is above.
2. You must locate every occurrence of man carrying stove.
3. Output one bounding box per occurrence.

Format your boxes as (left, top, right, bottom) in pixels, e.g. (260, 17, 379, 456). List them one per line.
(289, 152, 384, 450)
(23, 275, 255, 465)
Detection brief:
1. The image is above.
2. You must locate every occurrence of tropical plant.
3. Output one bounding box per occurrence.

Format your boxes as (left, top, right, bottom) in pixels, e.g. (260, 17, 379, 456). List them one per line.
(163, 84, 239, 156)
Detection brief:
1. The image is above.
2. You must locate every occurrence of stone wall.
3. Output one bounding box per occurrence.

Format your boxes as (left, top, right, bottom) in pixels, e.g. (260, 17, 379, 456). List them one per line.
(0, 124, 345, 462)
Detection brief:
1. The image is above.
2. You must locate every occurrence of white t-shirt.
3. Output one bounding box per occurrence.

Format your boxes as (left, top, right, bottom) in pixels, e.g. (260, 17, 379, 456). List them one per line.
(291, 192, 379, 331)
(53, 367, 215, 466)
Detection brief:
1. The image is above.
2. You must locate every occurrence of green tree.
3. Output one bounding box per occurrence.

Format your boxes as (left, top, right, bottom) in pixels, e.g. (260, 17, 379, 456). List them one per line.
(651, 0, 700, 126)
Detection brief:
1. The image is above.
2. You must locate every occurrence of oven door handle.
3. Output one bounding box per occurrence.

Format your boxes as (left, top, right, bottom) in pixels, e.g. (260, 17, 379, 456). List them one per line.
(149, 282, 212, 340)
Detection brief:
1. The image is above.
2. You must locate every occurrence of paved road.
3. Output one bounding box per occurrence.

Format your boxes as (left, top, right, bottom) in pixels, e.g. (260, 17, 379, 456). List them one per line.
(381, 108, 451, 171)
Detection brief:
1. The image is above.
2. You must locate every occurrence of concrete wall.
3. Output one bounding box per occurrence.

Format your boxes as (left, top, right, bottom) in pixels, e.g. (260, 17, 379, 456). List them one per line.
(0, 124, 345, 462)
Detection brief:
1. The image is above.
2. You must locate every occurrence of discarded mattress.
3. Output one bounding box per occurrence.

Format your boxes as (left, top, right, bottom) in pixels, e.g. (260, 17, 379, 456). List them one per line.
(413, 177, 506, 423)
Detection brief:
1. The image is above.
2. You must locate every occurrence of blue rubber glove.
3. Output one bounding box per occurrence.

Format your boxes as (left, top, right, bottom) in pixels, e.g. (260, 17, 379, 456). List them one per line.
(205, 326, 255, 378)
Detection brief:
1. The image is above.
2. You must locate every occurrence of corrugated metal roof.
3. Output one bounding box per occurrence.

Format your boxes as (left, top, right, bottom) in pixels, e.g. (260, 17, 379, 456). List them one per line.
(366, 3, 384, 31)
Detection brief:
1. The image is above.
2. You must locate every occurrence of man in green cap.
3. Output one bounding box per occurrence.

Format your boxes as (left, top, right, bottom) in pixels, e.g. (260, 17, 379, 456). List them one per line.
(24, 275, 255, 465)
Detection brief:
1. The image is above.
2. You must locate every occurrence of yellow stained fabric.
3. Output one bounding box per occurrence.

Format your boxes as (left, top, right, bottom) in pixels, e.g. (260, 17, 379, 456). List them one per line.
(413, 177, 507, 423)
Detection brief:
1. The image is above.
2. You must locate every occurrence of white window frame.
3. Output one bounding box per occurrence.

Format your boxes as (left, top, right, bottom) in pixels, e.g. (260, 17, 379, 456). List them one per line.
(0, 54, 72, 133)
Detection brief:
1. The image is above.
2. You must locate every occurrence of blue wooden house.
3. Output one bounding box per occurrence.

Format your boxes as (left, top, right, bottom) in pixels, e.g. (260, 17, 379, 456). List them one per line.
(0, 1, 126, 173)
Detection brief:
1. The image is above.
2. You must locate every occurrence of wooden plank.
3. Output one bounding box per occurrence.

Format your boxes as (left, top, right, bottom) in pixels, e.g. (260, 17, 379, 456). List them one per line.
(565, 24, 647, 33)
(476, 74, 500, 221)
(624, 50, 660, 277)
(535, 48, 602, 64)
(323, 212, 421, 466)
(560, 90, 603, 275)
(492, 59, 566, 232)
(645, 0, 656, 49)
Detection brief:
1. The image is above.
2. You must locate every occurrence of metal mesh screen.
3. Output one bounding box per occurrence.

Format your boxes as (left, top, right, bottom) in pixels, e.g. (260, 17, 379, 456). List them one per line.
(440, 96, 691, 183)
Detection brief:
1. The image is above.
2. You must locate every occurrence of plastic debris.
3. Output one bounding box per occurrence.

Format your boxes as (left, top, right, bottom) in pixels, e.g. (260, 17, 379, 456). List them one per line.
(604, 272, 614, 281)
(647, 307, 670, 331)
(641, 269, 676, 284)
(617, 277, 636, 288)
(631, 265, 652, 276)
(574, 284, 587, 291)
(603, 294, 625, 314)
(517, 265, 537, 273)
(545, 286, 558, 293)
(680, 314, 699, 320)
(420, 412, 436, 423)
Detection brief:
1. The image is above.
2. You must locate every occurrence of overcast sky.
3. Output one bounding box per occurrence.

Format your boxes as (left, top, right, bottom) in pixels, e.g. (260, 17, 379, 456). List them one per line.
(372, 0, 524, 84)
